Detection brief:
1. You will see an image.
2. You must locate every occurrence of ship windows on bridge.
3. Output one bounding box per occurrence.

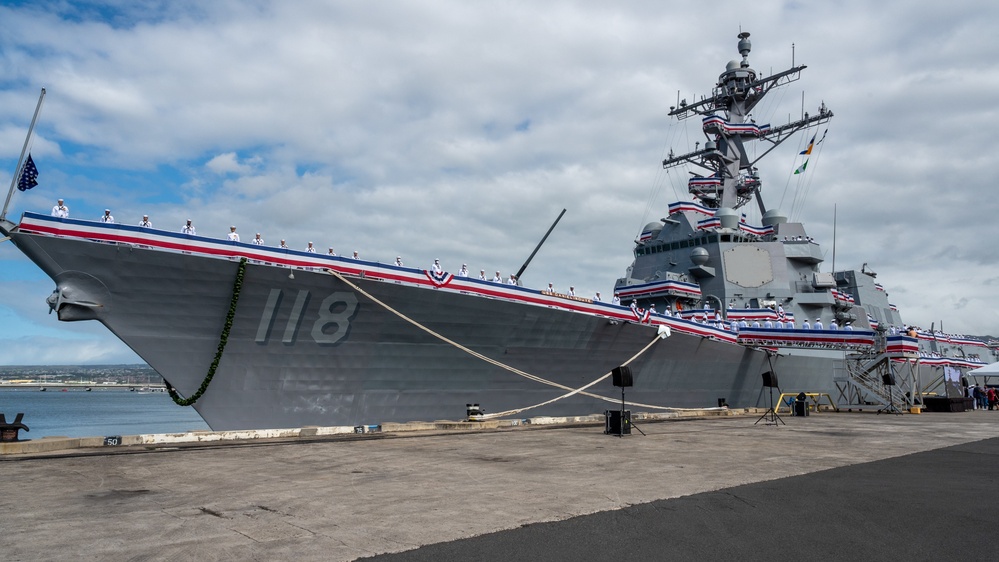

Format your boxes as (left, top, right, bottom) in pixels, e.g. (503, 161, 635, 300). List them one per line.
(637, 232, 761, 257)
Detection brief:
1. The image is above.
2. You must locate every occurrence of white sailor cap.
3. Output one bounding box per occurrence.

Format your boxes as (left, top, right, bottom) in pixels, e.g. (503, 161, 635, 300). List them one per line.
(434, 258, 440, 262)
(230, 225, 236, 229)
(105, 208, 110, 212)
(143, 214, 148, 218)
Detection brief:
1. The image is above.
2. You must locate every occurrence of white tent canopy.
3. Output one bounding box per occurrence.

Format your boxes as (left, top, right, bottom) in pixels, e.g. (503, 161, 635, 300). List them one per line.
(967, 362, 999, 377)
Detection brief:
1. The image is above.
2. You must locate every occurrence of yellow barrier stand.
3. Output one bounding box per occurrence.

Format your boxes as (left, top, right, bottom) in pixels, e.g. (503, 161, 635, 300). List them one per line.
(775, 392, 839, 415)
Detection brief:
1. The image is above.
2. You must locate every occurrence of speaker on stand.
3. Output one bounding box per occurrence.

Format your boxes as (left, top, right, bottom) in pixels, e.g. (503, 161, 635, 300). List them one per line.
(754, 359, 785, 426)
(606, 366, 645, 436)
(877, 372, 902, 415)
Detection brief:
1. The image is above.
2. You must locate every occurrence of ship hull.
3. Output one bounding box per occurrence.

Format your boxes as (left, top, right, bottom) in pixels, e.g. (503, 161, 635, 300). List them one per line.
(5, 217, 848, 430)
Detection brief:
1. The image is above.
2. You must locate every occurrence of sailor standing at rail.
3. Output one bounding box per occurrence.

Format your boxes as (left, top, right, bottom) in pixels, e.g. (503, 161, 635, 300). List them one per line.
(813, 318, 823, 330)
(594, 291, 601, 302)
(328, 247, 336, 256)
(100, 209, 114, 223)
(395, 256, 403, 266)
(51, 198, 69, 218)
(457, 264, 468, 277)
(251, 233, 264, 245)
(182, 219, 196, 235)
(431, 259, 442, 274)
(138, 215, 152, 227)
(801, 319, 810, 330)
(306, 241, 316, 253)
(279, 239, 288, 249)
(493, 271, 502, 283)
(479, 269, 486, 280)
(227, 226, 240, 242)
(829, 319, 838, 330)
(567, 286, 576, 297)
(507, 274, 517, 285)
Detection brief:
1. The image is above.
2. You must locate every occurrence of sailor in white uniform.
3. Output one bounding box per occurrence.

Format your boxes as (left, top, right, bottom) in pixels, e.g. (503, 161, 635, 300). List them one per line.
(829, 319, 839, 330)
(567, 286, 576, 297)
(493, 271, 502, 283)
(395, 256, 403, 267)
(547, 282, 555, 293)
(100, 209, 114, 223)
(51, 199, 69, 218)
(813, 318, 823, 330)
(479, 269, 487, 281)
(507, 274, 517, 285)
(352, 251, 359, 259)
(182, 219, 196, 235)
(801, 319, 810, 330)
(612, 295, 620, 305)
(457, 264, 469, 277)
(649, 304, 657, 315)
(279, 239, 288, 249)
(328, 248, 336, 256)
(227, 226, 240, 242)
(251, 233, 264, 245)
(431, 259, 442, 274)
(594, 292, 601, 302)
(138, 215, 152, 227)
(305, 241, 316, 253)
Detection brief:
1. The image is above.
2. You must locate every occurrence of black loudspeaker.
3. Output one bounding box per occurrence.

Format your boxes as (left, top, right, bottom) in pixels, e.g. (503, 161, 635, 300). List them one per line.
(612, 366, 633, 387)
(761, 371, 778, 388)
(882, 373, 896, 386)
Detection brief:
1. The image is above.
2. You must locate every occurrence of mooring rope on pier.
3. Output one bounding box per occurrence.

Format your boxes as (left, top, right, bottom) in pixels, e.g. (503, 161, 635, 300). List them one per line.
(325, 268, 720, 417)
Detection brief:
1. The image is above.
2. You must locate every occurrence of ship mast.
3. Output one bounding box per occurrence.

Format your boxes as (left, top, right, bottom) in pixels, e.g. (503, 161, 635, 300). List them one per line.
(662, 33, 832, 212)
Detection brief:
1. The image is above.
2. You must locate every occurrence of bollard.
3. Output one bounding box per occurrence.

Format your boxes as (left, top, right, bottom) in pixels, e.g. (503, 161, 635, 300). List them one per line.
(466, 403, 484, 421)
(0, 413, 30, 442)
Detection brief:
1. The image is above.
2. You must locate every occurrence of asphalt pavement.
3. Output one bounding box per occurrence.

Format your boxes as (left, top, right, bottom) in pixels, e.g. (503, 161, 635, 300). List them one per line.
(3, 411, 998, 561)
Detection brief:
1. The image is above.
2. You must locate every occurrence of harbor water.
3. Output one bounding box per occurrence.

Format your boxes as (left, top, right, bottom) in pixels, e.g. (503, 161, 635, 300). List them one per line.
(0, 388, 210, 439)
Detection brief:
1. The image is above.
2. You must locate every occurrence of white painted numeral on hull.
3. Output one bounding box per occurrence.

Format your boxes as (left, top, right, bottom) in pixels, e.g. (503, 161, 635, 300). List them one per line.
(256, 289, 358, 345)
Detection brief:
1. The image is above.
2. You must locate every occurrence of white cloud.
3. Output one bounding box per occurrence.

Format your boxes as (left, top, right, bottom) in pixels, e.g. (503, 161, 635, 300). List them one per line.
(1, 0, 998, 368)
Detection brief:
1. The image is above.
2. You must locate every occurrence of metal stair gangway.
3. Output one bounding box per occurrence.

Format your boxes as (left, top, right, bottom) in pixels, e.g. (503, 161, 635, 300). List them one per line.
(835, 333, 921, 411)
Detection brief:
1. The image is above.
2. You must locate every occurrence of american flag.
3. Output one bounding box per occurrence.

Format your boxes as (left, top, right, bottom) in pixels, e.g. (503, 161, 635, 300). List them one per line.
(17, 154, 38, 191)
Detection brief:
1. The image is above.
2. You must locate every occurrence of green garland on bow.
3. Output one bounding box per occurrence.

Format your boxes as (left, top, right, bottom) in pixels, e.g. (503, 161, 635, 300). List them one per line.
(167, 257, 247, 406)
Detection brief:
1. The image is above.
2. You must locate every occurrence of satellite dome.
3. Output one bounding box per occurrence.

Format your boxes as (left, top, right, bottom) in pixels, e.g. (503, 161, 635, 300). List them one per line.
(690, 247, 710, 266)
(641, 222, 663, 239)
(715, 207, 739, 230)
(762, 208, 788, 226)
(726, 60, 740, 72)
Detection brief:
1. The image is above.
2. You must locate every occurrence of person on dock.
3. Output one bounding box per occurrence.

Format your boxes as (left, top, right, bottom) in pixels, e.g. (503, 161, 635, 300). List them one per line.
(51, 198, 69, 218)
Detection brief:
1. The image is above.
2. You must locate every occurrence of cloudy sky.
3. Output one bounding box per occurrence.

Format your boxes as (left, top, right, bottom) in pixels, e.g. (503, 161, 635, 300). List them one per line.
(1, 0, 996, 365)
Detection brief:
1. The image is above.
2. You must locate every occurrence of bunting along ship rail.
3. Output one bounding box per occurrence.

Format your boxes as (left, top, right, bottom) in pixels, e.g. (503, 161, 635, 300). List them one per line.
(2, 33, 995, 431)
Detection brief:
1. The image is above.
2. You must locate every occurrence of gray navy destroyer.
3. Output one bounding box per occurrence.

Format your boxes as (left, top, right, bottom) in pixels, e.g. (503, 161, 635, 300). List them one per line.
(2, 32, 995, 430)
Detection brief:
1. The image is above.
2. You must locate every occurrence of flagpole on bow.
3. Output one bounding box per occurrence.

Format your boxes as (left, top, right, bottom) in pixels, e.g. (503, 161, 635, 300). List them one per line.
(2, 88, 46, 222)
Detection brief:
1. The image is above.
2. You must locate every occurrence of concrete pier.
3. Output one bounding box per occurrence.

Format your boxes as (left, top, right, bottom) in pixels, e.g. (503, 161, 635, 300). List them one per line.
(3, 411, 999, 560)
